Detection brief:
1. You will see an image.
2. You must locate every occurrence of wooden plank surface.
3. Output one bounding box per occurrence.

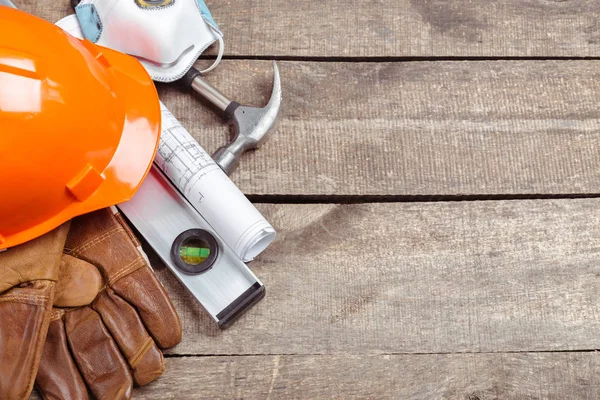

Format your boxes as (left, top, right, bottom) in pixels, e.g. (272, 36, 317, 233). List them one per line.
(18, 0, 600, 58)
(144, 199, 600, 355)
(30, 353, 600, 399)
(133, 353, 600, 399)
(157, 59, 600, 197)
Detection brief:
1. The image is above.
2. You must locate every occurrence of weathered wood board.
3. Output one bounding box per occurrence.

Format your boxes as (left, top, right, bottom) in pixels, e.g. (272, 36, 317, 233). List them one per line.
(149, 200, 600, 355)
(18, 0, 600, 58)
(135, 353, 600, 399)
(158, 59, 600, 197)
(30, 353, 600, 399)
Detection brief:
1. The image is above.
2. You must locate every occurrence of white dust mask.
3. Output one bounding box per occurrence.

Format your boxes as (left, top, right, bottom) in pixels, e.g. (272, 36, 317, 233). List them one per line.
(57, 0, 223, 82)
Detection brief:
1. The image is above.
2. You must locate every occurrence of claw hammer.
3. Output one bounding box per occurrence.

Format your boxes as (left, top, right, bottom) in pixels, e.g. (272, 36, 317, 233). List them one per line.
(180, 62, 282, 175)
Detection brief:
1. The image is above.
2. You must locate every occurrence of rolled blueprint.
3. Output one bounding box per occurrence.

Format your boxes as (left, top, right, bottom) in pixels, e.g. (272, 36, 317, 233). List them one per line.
(155, 103, 276, 261)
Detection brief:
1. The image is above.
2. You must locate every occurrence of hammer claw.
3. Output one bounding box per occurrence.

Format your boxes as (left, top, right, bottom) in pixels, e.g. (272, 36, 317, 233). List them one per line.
(212, 61, 283, 174)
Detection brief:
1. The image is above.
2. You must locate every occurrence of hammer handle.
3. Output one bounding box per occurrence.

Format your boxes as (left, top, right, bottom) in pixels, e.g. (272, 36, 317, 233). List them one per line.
(181, 66, 233, 113)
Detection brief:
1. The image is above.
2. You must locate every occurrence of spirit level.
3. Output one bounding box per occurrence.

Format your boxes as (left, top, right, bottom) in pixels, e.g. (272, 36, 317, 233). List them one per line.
(118, 166, 265, 328)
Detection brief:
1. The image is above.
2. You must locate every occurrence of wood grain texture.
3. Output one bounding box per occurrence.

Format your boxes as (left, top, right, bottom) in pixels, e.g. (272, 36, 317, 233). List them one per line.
(17, 0, 600, 58)
(145, 200, 600, 355)
(158, 59, 600, 196)
(30, 353, 600, 399)
(137, 353, 600, 399)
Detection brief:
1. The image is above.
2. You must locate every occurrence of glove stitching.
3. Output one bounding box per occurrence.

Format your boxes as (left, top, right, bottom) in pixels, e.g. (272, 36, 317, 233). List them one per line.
(128, 336, 154, 369)
(49, 309, 65, 321)
(108, 258, 146, 287)
(67, 226, 123, 256)
(2, 293, 49, 299)
(68, 226, 123, 255)
(23, 300, 53, 400)
(0, 294, 50, 306)
(113, 211, 142, 247)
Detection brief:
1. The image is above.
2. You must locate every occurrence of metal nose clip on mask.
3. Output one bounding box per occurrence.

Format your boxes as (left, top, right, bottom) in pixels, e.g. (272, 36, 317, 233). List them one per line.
(67, 0, 224, 82)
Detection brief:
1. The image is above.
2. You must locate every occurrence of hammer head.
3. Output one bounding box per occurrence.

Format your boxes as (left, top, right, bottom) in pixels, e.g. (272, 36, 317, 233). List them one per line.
(213, 61, 282, 174)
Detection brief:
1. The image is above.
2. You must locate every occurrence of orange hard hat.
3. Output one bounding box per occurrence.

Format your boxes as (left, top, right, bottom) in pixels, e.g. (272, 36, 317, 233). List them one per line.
(0, 7, 161, 250)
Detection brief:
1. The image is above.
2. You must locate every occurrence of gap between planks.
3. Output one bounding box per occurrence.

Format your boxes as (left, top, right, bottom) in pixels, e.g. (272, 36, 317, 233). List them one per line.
(204, 55, 600, 62)
(247, 193, 600, 205)
(162, 349, 600, 358)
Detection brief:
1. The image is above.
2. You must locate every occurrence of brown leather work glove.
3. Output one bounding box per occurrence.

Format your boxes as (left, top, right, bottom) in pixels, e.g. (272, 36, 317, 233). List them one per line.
(0, 223, 70, 400)
(35, 208, 182, 400)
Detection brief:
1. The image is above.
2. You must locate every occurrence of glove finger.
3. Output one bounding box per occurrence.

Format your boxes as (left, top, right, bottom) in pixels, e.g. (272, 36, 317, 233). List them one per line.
(93, 288, 165, 386)
(112, 209, 181, 349)
(111, 266, 182, 349)
(0, 281, 54, 400)
(64, 307, 133, 400)
(36, 310, 88, 400)
(54, 254, 103, 308)
(67, 208, 182, 348)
